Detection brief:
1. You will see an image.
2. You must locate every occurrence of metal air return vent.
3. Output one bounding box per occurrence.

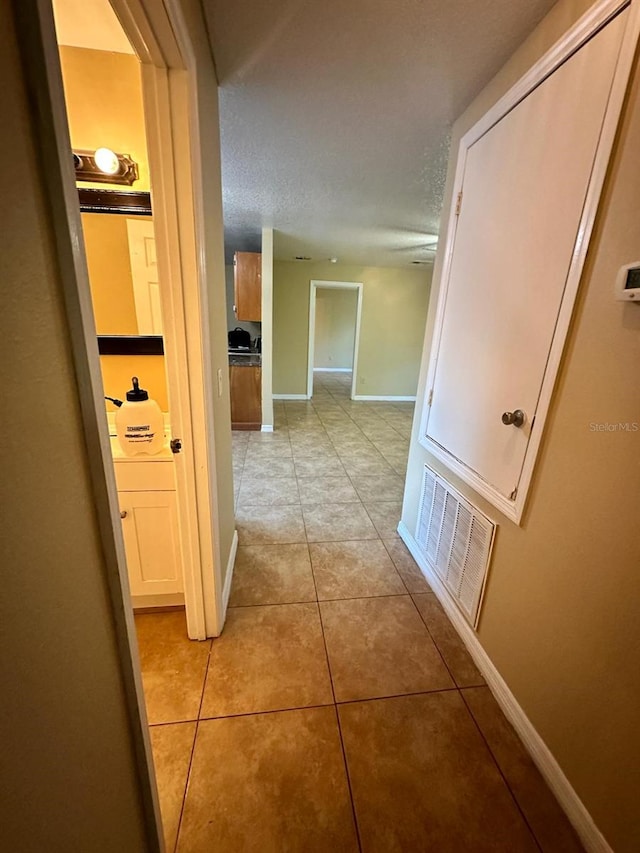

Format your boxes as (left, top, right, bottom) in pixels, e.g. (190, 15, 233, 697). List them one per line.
(416, 466, 496, 628)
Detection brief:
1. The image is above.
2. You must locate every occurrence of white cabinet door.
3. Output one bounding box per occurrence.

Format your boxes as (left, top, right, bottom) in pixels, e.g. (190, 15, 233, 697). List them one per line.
(126, 218, 162, 335)
(424, 11, 627, 507)
(119, 490, 182, 597)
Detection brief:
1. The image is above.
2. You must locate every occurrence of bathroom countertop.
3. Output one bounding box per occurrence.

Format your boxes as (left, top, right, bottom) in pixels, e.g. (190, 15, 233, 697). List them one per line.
(228, 353, 262, 367)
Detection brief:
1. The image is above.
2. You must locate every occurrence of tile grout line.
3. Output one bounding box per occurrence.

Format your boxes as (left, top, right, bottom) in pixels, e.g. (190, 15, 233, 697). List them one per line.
(156, 379, 415, 848)
(232, 376, 412, 849)
(297, 391, 366, 853)
(380, 536, 415, 595)
(227, 590, 414, 609)
(171, 636, 215, 853)
(309, 536, 364, 853)
(458, 687, 544, 853)
(408, 592, 461, 688)
(409, 585, 544, 852)
(232, 432, 249, 513)
(318, 380, 405, 541)
(189, 685, 465, 726)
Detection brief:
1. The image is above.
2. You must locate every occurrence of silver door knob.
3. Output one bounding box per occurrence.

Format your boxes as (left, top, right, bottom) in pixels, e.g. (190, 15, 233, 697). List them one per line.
(120, 510, 127, 519)
(502, 409, 525, 427)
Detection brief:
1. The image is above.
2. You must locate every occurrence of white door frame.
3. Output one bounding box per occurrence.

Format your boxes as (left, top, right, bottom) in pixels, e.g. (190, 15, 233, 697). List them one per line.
(110, 0, 223, 641)
(307, 280, 363, 399)
(418, 0, 640, 524)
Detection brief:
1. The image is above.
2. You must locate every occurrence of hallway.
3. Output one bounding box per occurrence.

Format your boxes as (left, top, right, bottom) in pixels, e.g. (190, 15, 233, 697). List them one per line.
(136, 371, 582, 851)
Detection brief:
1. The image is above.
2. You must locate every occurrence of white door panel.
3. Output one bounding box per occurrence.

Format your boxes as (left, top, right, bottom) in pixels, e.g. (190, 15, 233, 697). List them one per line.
(426, 11, 626, 498)
(127, 218, 162, 335)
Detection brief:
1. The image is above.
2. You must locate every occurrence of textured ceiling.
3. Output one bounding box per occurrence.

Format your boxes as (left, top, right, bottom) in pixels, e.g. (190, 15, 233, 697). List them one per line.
(204, 0, 557, 266)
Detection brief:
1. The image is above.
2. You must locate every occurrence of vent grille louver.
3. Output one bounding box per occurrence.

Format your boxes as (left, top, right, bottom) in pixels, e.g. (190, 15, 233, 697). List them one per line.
(416, 466, 495, 628)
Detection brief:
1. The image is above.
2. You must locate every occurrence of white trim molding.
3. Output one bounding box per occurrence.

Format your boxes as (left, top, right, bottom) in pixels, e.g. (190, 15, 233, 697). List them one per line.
(353, 394, 417, 402)
(110, 0, 226, 639)
(313, 367, 352, 372)
(273, 393, 310, 400)
(261, 227, 274, 429)
(398, 520, 614, 853)
(131, 593, 185, 609)
(418, 0, 640, 525)
(261, 424, 274, 432)
(222, 529, 238, 616)
(307, 280, 363, 400)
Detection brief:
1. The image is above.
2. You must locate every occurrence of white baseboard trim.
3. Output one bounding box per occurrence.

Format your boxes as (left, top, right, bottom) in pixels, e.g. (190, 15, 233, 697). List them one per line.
(131, 592, 184, 609)
(397, 520, 611, 853)
(352, 394, 417, 402)
(313, 367, 352, 372)
(272, 393, 310, 400)
(261, 424, 274, 432)
(222, 529, 238, 617)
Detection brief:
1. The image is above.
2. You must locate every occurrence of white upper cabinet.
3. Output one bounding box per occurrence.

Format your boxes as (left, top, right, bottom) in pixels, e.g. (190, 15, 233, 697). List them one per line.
(421, 3, 638, 522)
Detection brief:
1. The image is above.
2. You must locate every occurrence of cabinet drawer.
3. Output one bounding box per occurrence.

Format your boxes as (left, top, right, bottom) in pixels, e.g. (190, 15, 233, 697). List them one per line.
(114, 459, 175, 492)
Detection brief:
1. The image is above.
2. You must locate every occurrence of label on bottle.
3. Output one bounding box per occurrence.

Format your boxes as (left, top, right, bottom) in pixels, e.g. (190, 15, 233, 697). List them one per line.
(125, 424, 155, 444)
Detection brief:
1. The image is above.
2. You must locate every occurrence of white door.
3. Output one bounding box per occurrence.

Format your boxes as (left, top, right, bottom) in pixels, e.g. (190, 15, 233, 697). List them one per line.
(127, 218, 163, 335)
(119, 490, 182, 597)
(425, 11, 627, 501)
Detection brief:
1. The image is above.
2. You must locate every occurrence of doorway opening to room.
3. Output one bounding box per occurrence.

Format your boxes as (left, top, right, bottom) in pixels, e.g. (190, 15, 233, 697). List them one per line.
(51, 0, 220, 643)
(58, 43, 183, 611)
(307, 280, 363, 400)
(35, 0, 225, 843)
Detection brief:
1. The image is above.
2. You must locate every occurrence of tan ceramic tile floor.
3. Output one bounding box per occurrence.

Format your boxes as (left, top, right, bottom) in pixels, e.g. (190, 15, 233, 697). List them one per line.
(136, 371, 584, 852)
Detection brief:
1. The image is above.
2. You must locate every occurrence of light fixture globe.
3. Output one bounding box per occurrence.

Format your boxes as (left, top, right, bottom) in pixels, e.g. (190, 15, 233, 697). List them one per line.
(94, 147, 120, 176)
(74, 148, 139, 186)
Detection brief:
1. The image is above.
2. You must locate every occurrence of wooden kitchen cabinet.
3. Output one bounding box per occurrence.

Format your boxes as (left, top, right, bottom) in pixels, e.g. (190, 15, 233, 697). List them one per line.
(229, 365, 262, 430)
(233, 251, 262, 321)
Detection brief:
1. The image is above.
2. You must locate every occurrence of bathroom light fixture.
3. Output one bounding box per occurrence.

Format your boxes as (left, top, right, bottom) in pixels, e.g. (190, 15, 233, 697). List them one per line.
(94, 147, 120, 175)
(73, 148, 139, 186)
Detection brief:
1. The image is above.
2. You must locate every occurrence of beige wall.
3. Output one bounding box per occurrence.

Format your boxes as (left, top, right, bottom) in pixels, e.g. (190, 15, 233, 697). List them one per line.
(59, 46, 150, 190)
(314, 287, 358, 369)
(83, 213, 140, 334)
(402, 1, 640, 849)
(273, 261, 431, 396)
(101, 356, 169, 412)
(1, 4, 151, 848)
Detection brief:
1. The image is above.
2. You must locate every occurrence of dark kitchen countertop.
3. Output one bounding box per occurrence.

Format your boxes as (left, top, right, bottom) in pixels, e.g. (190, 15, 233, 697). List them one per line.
(228, 352, 262, 367)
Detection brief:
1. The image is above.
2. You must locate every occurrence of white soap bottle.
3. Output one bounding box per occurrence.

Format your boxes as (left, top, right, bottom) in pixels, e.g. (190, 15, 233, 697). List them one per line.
(111, 377, 165, 456)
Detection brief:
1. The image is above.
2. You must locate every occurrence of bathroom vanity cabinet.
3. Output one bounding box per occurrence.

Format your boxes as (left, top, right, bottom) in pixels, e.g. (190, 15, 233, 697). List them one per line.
(112, 442, 183, 604)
